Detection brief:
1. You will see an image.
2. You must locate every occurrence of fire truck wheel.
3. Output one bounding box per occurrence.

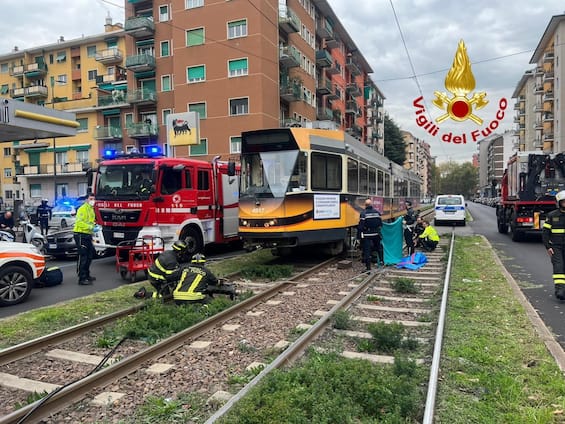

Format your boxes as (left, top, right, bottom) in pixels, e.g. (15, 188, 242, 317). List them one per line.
(498, 222, 508, 234)
(182, 229, 203, 256)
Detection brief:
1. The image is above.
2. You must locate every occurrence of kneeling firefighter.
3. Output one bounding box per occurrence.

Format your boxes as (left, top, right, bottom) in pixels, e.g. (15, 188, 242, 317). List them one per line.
(542, 190, 565, 300)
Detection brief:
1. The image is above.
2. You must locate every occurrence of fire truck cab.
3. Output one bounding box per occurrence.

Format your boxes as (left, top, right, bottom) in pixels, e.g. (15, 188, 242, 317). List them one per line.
(92, 148, 240, 255)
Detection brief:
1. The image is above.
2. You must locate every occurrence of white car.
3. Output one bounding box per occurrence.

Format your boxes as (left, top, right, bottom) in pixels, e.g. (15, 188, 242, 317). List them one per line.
(0, 241, 46, 306)
(50, 205, 77, 229)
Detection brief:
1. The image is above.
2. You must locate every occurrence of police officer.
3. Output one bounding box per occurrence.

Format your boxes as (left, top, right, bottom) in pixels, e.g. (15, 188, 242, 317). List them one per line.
(36, 199, 52, 236)
(403, 200, 417, 256)
(542, 190, 565, 300)
(358, 198, 383, 271)
(142, 240, 191, 299)
(172, 254, 221, 304)
(73, 194, 98, 285)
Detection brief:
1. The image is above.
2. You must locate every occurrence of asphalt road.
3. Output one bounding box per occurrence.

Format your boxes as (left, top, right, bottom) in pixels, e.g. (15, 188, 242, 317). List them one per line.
(2, 205, 564, 352)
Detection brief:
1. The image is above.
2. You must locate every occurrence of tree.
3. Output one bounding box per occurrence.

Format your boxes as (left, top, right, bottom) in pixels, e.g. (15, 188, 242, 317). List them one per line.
(432, 161, 478, 199)
(383, 114, 406, 165)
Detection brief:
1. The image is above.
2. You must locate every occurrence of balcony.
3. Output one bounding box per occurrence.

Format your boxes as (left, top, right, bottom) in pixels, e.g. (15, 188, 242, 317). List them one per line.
(280, 83, 302, 102)
(316, 106, 333, 121)
(534, 84, 543, 94)
(345, 100, 358, 115)
(96, 67, 127, 85)
(346, 58, 361, 77)
(534, 103, 543, 112)
(316, 50, 332, 68)
(544, 113, 554, 122)
(72, 68, 81, 80)
(125, 53, 156, 72)
(317, 18, 334, 39)
(10, 65, 24, 77)
(326, 88, 339, 100)
(543, 91, 554, 102)
(127, 122, 158, 139)
(94, 126, 123, 140)
(346, 83, 362, 97)
(325, 63, 340, 75)
(10, 87, 25, 98)
(543, 71, 554, 81)
(24, 62, 48, 78)
(97, 90, 129, 107)
(316, 77, 332, 95)
(124, 16, 155, 38)
(544, 133, 554, 141)
(534, 120, 543, 129)
(126, 89, 157, 105)
(95, 48, 124, 64)
(278, 6, 300, 34)
(24, 85, 48, 98)
(281, 118, 302, 127)
(17, 162, 87, 176)
(279, 46, 300, 68)
(543, 51, 554, 62)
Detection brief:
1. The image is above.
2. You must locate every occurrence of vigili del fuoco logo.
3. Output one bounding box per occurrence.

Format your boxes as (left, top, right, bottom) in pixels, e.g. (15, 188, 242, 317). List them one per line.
(412, 40, 507, 144)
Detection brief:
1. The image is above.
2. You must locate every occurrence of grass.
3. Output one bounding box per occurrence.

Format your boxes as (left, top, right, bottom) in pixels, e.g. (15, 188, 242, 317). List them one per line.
(0, 248, 273, 348)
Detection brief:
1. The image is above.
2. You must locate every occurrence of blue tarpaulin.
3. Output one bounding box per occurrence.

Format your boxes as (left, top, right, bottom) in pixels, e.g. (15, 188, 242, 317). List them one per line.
(396, 252, 428, 270)
(381, 217, 404, 265)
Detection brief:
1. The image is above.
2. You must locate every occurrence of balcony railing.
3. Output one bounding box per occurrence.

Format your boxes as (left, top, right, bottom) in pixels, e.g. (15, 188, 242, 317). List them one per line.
(278, 6, 300, 34)
(95, 48, 124, 64)
(124, 16, 155, 37)
(10, 65, 24, 77)
(97, 90, 129, 107)
(125, 53, 156, 72)
(346, 83, 362, 97)
(127, 123, 158, 138)
(24, 85, 48, 98)
(316, 106, 333, 121)
(15, 162, 88, 176)
(316, 77, 332, 95)
(94, 126, 123, 140)
(346, 58, 361, 77)
(127, 89, 157, 104)
(24, 62, 48, 78)
(279, 46, 300, 68)
(316, 50, 332, 67)
(280, 84, 302, 102)
(10, 87, 25, 98)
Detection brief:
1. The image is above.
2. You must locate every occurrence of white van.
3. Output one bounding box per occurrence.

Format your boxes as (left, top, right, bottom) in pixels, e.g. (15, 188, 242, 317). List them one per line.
(434, 194, 466, 226)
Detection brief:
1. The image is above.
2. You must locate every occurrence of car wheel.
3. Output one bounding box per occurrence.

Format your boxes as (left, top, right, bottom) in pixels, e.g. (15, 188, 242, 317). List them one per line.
(60, 219, 67, 228)
(0, 265, 34, 306)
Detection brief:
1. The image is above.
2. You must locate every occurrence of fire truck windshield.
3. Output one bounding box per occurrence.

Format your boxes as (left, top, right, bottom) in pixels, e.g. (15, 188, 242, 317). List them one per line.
(240, 151, 300, 198)
(96, 164, 155, 200)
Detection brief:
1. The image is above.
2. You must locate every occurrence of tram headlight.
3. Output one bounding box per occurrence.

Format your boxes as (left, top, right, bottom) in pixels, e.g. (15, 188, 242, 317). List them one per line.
(241, 220, 248, 227)
(264, 219, 277, 228)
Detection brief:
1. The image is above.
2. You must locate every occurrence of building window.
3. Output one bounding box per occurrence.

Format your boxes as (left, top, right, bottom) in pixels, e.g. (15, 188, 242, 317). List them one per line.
(30, 184, 41, 197)
(76, 150, 89, 163)
(5, 190, 12, 200)
(87, 69, 97, 81)
(228, 19, 247, 39)
(187, 65, 205, 83)
(189, 102, 206, 119)
(0, 84, 8, 95)
(87, 46, 96, 57)
(77, 118, 88, 132)
(190, 139, 208, 156)
(160, 40, 170, 57)
(229, 98, 249, 115)
(56, 51, 66, 63)
(57, 74, 67, 84)
(3, 148, 10, 157)
(159, 5, 169, 21)
(185, 0, 204, 9)
(228, 58, 248, 77)
(186, 28, 204, 47)
(161, 75, 171, 91)
(162, 109, 171, 125)
(78, 182, 88, 197)
(0, 63, 8, 73)
(230, 136, 241, 154)
(4, 168, 11, 178)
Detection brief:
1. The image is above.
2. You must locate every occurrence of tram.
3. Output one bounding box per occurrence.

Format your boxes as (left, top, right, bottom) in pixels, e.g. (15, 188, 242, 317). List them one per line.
(238, 127, 421, 255)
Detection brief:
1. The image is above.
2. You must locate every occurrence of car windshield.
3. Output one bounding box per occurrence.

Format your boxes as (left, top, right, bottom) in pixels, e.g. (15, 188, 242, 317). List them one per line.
(96, 164, 155, 200)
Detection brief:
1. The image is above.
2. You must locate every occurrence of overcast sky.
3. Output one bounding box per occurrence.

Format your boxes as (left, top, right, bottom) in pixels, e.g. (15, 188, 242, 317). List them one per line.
(1, 0, 564, 163)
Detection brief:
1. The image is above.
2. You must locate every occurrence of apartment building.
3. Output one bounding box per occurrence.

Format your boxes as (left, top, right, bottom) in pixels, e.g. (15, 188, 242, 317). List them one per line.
(513, 13, 565, 154)
(400, 130, 431, 198)
(0, 17, 126, 209)
(0, 0, 386, 209)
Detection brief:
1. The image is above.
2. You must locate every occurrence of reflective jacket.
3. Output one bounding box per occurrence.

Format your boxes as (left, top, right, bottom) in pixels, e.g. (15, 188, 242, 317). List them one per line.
(173, 264, 219, 301)
(358, 206, 382, 239)
(73, 203, 95, 235)
(419, 225, 440, 242)
(147, 250, 182, 284)
(542, 209, 565, 248)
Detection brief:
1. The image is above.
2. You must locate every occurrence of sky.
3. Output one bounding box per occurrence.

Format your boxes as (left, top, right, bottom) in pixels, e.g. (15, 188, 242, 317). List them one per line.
(1, 0, 564, 163)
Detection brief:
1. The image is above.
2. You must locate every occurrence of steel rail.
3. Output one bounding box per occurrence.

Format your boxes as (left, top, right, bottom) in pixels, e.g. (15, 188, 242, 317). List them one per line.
(0, 257, 337, 424)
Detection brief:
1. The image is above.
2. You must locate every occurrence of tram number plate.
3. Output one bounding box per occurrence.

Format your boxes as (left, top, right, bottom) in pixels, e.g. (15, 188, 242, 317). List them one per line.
(114, 232, 125, 239)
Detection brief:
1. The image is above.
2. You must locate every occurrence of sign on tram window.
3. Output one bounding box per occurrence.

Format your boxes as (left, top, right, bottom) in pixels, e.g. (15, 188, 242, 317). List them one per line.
(314, 194, 340, 220)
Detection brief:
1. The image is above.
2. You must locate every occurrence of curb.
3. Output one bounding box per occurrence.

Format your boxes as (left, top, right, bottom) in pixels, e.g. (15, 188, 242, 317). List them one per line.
(481, 235, 565, 373)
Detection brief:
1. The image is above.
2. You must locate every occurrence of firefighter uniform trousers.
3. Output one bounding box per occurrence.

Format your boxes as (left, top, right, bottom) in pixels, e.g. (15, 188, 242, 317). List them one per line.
(542, 210, 565, 300)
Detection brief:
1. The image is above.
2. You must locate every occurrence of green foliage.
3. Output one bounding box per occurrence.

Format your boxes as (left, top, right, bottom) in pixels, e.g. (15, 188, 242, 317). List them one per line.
(384, 114, 406, 165)
(391, 277, 419, 294)
(240, 264, 293, 280)
(218, 352, 424, 423)
(367, 322, 405, 353)
(131, 393, 208, 424)
(14, 391, 48, 409)
(332, 309, 352, 330)
(432, 161, 478, 198)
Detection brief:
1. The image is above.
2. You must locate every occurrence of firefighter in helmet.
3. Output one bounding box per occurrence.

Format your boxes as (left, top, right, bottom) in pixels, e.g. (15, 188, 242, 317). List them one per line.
(542, 190, 565, 300)
(171, 253, 223, 304)
(136, 240, 191, 299)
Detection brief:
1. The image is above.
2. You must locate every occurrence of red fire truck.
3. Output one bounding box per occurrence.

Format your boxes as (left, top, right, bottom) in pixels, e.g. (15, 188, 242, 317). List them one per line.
(92, 147, 240, 255)
(496, 151, 565, 241)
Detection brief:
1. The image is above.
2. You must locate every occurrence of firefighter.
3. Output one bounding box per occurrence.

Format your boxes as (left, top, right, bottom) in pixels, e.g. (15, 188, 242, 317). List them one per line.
(542, 190, 565, 300)
(139, 240, 191, 299)
(171, 254, 229, 304)
(36, 199, 52, 236)
(357, 198, 383, 271)
(135, 172, 153, 196)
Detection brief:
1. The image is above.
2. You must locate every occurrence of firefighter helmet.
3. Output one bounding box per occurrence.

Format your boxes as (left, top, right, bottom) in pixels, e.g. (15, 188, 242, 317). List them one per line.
(172, 240, 187, 251)
(556, 190, 565, 207)
(191, 253, 206, 264)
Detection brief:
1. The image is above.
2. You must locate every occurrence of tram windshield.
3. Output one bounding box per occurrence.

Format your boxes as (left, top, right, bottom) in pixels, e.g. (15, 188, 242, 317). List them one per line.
(96, 164, 155, 200)
(240, 150, 305, 198)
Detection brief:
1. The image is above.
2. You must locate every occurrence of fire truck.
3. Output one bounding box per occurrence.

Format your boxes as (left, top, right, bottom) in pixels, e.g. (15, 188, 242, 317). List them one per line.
(91, 147, 240, 255)
(496, 151, 565, 241)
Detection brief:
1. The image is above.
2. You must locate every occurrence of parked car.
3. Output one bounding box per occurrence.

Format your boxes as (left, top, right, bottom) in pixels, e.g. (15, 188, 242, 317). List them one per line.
(45, 229, 77, 259)
(50, 205, 77, 229)
(0, 241, 46, 306)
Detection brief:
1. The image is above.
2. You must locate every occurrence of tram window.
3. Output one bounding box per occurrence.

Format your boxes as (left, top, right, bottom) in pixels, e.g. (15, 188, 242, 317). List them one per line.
(377, 170, 384, 196)
(368, 167, 376, 194)
(347, 158, 359, 193)
(359, 163, 368, 194)
(384, 173, 390, 197)
(312, 152, 341, 191)
(289, 152, 307, 192)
